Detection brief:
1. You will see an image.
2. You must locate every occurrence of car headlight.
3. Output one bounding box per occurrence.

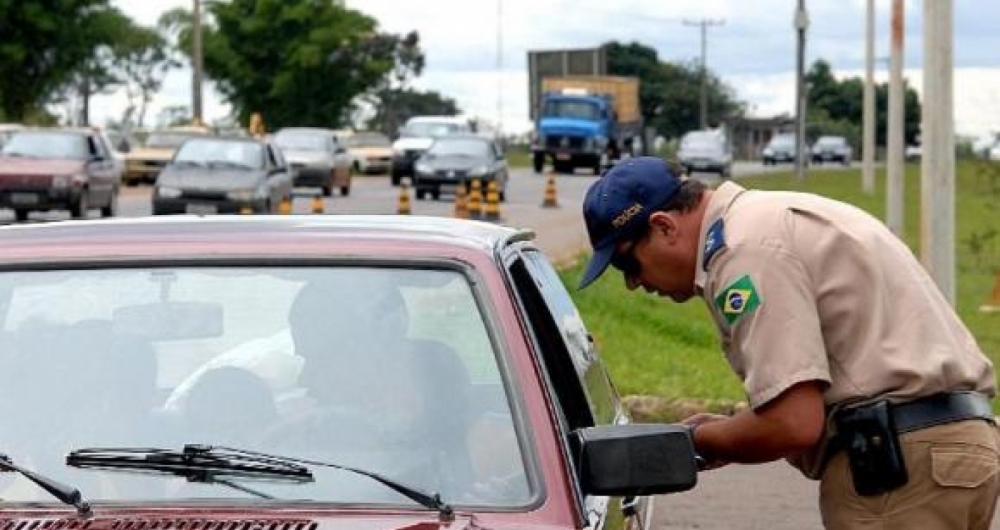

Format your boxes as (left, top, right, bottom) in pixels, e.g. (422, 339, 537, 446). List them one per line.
(469, 165, 489, 177)
(157, 186, 182, 199)
(762, 148, 773, 156)
(52, 175, 71, 189)
(415, 162, 433, 174)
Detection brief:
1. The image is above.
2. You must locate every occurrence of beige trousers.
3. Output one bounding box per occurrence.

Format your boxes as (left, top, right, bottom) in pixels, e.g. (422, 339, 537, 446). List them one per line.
(820, 420, 1000, 530)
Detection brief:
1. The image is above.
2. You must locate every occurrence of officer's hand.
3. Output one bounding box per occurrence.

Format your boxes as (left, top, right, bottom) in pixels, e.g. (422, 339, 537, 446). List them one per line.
(681, 412, 729, 427)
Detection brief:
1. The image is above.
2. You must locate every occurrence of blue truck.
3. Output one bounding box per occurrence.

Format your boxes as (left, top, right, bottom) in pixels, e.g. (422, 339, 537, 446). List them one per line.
(529, 76, 641, 175)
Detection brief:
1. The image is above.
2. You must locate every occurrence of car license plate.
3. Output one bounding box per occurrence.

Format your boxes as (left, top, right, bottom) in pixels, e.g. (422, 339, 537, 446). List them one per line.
(556, 152, 571, 161)
(9, 193, 38, 205)
(186, 203, 217, 215)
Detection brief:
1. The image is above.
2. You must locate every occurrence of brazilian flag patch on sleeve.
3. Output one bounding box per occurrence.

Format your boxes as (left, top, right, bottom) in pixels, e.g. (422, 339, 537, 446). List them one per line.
(714, 274, 762, 326)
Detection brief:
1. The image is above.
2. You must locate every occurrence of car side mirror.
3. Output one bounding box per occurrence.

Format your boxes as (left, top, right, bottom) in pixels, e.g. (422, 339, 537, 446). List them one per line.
(574, 424, 698, 496)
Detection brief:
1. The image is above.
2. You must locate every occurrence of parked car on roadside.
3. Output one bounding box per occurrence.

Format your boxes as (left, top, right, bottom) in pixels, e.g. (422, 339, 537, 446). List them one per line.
(811, 135, 853, 165)
(0, 123, 24, 149)
(0, 128, 119, 222)
(0, 214, 698, 526)
(125, 125, 213, 186)
(678, 129, 732, 178)
(273, 127, 352, 197)
(761, 133, 804, 165)
(391, 116, 475, 186)
(152, 136, 293, 215)
(413, 135, 508, 201)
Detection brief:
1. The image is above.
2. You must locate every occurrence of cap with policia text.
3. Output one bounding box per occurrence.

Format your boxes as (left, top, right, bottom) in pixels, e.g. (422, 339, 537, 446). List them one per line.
(578, 157, 682, 289)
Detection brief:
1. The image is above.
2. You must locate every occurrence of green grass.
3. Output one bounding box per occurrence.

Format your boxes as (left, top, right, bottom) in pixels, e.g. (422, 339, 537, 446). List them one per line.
(561, 161, 1000, 410)
(505, 146, 531, 168)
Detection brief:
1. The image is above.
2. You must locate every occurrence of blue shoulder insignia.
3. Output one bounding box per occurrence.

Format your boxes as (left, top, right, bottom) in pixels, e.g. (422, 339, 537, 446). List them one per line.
(702, 219, 726, 271)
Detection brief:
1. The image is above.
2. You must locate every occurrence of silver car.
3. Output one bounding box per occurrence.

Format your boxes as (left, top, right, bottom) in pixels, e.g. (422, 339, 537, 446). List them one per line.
(273, 128, 353, 197)
(678, 130, 733, 178)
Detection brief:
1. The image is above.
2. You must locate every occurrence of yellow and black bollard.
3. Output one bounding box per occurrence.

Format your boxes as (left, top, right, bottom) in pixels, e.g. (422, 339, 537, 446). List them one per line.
(467, 179, 483, 220)
(310, 194, 324, 214)
(541, 173, 559, 208)
(397, 183, 412, 215)
(981, 271, 1000, 313)
(278, 196, 293, 215)
(453, 182, 469, 219)
(239, 205, 254, 215)
(483, 180, 501, 222)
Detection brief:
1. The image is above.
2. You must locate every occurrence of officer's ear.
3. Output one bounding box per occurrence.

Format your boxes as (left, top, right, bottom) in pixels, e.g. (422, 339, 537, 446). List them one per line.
(648, 211, 680, 244)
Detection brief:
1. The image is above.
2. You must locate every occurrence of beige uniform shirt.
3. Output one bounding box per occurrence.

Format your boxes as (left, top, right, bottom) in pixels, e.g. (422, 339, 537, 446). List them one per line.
(695, 182, 995, 474)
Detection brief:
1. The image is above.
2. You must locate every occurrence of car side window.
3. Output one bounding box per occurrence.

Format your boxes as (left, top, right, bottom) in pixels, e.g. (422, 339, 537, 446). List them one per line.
(266, 145, 280, 168)
(87, 135, 105, 159)
(270, 144, 286, 168)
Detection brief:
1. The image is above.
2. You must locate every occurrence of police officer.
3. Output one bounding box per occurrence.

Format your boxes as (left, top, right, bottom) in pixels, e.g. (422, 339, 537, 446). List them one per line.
(578, 156, 999, 529)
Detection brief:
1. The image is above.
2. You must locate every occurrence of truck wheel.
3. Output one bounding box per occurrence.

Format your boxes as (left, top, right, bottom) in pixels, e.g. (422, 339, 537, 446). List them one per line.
(532, 153, 544, 174)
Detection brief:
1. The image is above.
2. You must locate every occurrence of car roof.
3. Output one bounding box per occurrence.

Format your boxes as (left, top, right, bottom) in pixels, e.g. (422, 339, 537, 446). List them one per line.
(406, 116, 469, 125)
(0, 215, 536, 264)
(274, 127, 335, 134)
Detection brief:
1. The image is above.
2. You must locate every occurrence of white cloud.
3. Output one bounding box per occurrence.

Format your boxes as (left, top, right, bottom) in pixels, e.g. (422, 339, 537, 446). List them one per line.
(87, 0, 1000, 138)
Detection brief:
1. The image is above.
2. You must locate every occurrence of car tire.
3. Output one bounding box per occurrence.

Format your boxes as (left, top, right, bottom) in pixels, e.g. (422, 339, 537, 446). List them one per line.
(14, 209, 29, 222)
(101, 187, 118, 218)
(416, 188, 427, 200)
(391, 174, 402, 186)
(72, 191, 89, 219)
(431, 187, 441, 201)
(340, 186, 350, 197)
(322, 185, 332, 197)
(532, 153, 544, 174)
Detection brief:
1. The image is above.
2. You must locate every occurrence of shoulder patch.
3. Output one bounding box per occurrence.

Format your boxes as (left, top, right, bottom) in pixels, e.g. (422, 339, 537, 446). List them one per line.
(714, 274, 762, 326)
(702, 218, 726, 271)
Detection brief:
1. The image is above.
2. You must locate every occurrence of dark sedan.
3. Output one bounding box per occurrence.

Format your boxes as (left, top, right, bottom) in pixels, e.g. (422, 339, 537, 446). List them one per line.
(412, 135, 508, 201)
(152, 137, 293, 215)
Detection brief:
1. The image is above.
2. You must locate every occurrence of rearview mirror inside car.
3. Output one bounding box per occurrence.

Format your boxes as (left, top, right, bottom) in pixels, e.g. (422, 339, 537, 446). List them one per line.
(112, 301, 224, 341)
(574, 424, 698, 496)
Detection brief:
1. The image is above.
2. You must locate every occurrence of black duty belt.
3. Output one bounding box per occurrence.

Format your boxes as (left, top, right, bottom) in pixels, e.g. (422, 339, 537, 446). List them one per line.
(889, 391, 994, 433)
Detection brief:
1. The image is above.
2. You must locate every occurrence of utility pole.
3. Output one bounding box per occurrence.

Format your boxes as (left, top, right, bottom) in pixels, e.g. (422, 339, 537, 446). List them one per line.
(794, 0, 809, 180)
(192, 0, 204, 126)
(886, 0, 905, 236)
(862, 0, 876, 195)
(683, 18, 725, 130)
(496, 0, 503, 141)
(922, 0, 956, 304)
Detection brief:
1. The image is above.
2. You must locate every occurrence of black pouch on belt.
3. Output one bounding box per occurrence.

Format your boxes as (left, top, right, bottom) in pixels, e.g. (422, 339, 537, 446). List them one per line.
(835, 399, 909, 496)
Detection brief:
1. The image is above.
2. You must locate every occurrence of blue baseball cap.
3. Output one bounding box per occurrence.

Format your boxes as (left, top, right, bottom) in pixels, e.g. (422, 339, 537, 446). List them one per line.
(578, 157, 682, 289)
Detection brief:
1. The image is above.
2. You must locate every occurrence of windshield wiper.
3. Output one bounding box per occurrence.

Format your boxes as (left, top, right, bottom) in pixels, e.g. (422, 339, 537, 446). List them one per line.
(68, 445, 453, 520)
(66, 445, 313, 499)
(208, 161, 254, 170)
(1, 453, 91, 516)
(172, 160, 206, 168)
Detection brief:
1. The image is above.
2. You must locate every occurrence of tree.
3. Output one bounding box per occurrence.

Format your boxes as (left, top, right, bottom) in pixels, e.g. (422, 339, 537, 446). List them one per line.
(365, 89, 459, 135)
(603, 41, 744, 139)
(160, 0, 419, 129)
(362, 31, 427, 135)
(0, 0, 124, 121)
(115, 25, 178, 129)
(806, 59, 921, 147)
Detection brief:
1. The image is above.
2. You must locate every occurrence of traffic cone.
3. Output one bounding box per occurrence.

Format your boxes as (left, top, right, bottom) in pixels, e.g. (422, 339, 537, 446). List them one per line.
(278, 196, 293, 215)
(239, 206, 254, 215)
(541, 174, 559, 208)
(453, 182, 469, 219)
(483, 180, 501, 222)
(310, 194, 324, 214)
(467, 179, 483, 220)
(981, 270, 1000, 313)
(397, 183, 412, 215)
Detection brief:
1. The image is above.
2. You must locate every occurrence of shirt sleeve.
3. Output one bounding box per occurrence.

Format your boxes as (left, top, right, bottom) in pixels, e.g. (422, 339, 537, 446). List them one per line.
(707, 242, 831, 409)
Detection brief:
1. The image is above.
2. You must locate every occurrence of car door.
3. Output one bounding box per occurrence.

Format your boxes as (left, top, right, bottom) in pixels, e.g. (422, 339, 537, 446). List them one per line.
(504, 246, 651, 530)
(492, 141, 509, 191)
(331, 135, 351, 181)
(265, 143, 292, 203)
(87, 133, 116, 205)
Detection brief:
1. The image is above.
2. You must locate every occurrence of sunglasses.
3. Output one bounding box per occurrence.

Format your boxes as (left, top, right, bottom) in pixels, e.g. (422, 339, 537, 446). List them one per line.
(610, 238, 643, 278)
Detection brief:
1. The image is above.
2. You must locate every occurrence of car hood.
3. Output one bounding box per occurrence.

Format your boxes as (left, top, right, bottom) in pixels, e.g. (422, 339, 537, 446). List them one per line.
(538, 118, 601, 138)
(679, 145, 725, 158)
(393, 137, 435, 151)
(158, 167, 266, 190)
(418, 154, 490, 171)
(0, 157, 86, 176)
(127, 147, 175, 161)
(284, 150, 334, 165)
(350, 146, 393, 158)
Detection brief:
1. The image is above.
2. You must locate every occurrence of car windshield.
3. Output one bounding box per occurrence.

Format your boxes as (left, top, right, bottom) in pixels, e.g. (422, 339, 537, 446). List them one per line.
(0, 265, 530, 507)
(816, 137, 844, 147)
(402, 122, 466, 138)
(769, 135, 795, 147)
(542, 99, 600, 120)
(274, 131, 329, 151)
(345, 133, 391, 148)
(427, 139, 491, 157)
(681, 133, 720, 150)
(173, 139, 263, 169)
(1, 131, 90, 159)
(146, 132, 207, 149)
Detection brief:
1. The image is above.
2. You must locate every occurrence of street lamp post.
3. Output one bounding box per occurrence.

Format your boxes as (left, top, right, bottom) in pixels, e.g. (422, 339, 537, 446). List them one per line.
(192, 0, 204, 126)
(794, 0, 809, 180)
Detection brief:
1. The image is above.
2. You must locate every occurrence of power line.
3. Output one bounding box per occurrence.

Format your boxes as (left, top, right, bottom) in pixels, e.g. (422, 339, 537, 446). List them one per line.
(682, 18, 725, 129)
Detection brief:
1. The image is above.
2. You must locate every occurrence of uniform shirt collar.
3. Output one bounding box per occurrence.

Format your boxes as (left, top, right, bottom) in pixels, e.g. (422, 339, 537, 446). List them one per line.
(695, 181, 746, 292)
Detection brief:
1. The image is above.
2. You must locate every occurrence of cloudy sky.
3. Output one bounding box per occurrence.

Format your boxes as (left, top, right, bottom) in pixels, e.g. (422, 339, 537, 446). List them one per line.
(92, 0, 1000, 138)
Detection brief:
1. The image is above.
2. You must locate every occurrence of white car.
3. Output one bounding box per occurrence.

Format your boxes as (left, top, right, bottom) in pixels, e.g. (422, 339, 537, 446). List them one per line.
(391, 116, 474, 186)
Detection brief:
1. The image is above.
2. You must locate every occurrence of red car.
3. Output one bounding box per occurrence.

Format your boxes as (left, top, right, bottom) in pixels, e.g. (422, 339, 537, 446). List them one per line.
(0, 216, 696, 527)
(0, 128, 120, 222)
